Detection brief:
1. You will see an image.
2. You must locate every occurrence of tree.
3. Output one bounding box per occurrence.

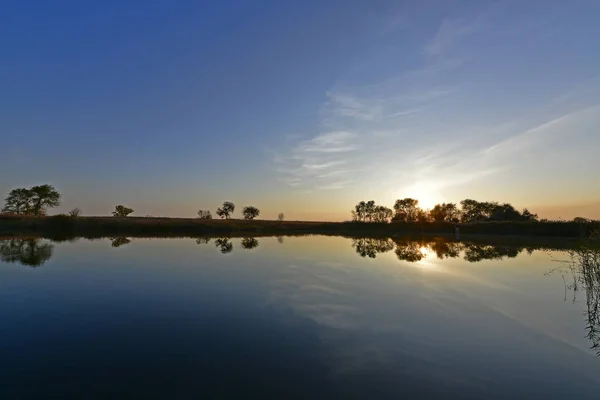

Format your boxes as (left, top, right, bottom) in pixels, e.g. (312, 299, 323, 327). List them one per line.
(393, 198, 420, 222)
(113, 205, 134, 217)
(2, 185, 61, 216)
(352, 201, 388, 222)
(216, 201, 235, 219)
(430, 203, 460, 223)
(2, 188, 31, 214)
(29, 185, 61, 216)
(416, 208, 431, 223)
(373, 205, 393, 223)
(197, 209, 212, 219)
(460, 199, 498, 222)
(69, 208, 81, 217)
(242, 206, 260, 220)
(521, 208, 538, 221)
(278, 213, 285, 221)
(351, 201, 367, 222)
(489, 203, 521, 221)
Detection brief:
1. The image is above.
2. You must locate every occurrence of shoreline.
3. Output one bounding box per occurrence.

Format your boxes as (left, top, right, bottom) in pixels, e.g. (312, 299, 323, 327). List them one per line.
(0, 215, 595, 242)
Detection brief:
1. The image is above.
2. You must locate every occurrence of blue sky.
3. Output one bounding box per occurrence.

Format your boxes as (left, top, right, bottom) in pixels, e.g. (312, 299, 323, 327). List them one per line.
(1, 0, 599, 220)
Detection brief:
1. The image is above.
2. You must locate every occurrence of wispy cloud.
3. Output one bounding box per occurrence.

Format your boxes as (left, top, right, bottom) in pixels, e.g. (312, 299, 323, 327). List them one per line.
(425, 17, 480, 57)
(276, 131, 358, 190)
(273, 3, 600, 203)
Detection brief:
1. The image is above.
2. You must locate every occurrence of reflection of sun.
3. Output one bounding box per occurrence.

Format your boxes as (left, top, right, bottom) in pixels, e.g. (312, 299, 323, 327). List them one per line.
(403, 182, 443, 210)
(419, 246, 429, 256)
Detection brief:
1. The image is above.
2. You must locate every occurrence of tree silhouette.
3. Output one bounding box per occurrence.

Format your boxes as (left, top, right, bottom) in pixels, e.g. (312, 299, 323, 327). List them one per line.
(352, 201, 391, 222)
(373, 206, 393, 223)
(2, 185, 61, 216)
(242, 206, 260, 220)
(241, 237, 259, 249)
(0, 239, 54, 267)
(393, 198, 420, 222)
(113, 205, 134, 217)
(2, 188, 31, 214)
(197, 209, 212, 219)
(278, 213, 285, 221)
(216, 202, 235, 219)
(430, 203, 460, 223)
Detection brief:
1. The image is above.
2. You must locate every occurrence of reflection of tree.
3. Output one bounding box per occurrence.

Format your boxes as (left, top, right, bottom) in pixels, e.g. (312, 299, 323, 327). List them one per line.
(215, 238, 233, 254)
(0, 238, 54, 267)
(549, 246, 600, 356)
(394, 240, 425, 262)
(429, 240, 461, 259)
(277, 236, 284, 244)
(463, 244, 520, 262)
(109, 237, 131, 248)
(195, 237, 212, 245)
(241, 237, 259, 250)
(352, 238, 394, 258)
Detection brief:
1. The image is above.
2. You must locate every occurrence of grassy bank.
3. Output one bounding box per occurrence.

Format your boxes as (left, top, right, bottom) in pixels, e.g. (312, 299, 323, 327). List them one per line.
(0, 215, 596, 240)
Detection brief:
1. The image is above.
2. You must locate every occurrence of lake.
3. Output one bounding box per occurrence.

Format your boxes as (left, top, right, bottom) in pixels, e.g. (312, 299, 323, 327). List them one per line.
(1, 236, 599, 399)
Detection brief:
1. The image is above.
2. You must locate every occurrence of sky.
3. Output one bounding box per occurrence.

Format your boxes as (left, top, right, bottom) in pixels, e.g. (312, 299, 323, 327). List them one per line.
(1, 0, 599, 220)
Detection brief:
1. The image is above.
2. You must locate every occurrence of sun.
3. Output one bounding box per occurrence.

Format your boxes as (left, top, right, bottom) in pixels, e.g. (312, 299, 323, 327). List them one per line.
(403, 182, 443, 210)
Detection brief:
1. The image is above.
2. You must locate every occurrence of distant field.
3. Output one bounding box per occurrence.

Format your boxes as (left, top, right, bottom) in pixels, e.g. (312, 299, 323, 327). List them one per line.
(0, 215, 596, 240)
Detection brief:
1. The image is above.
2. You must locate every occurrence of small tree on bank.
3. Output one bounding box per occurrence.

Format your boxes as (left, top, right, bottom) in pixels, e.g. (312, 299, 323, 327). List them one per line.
(278, 213, 285, 222)
(242, 206, 260, 220)
(113, 205, 134, 217)
(216, 201, 235, 219)
(197, 209, 212, 219)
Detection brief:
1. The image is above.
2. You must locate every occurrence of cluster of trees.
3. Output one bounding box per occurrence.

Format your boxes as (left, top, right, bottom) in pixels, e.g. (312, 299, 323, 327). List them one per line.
(2, 185, 61, 216)
(351, 201, 393, 222)
(351, 198, 539, 223)
(198, 202, 264, 220)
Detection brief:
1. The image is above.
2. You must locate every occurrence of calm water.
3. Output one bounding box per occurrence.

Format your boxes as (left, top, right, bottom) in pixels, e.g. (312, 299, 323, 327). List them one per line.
(1, 236, 599, 399)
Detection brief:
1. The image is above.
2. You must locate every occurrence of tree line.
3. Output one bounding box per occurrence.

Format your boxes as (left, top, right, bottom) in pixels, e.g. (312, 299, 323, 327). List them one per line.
(2, 184, 595, 224)
(351, 198, 540, 223)
(2, 185, 274, 220)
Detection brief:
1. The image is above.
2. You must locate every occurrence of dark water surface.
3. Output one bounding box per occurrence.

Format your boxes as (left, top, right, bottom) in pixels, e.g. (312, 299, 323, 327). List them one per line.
(1, 236, 599, 399)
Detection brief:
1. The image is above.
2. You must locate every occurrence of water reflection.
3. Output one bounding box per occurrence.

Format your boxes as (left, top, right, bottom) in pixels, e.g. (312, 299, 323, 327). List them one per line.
(0, 235, 581, 267)
(109, 237, 131, 248)
(214, 238, 233, 254)
(350, 238, 534, 263)
(0, 238, 54, 267)
(351, 238, 394, 258)
(393, 239, 426, 262)
(196, 237, 212, 245)
(241, 237, 259, 250)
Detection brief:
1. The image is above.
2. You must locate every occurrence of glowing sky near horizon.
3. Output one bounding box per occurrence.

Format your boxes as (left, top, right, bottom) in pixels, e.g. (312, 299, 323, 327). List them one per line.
(1, 0, 599, 220)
